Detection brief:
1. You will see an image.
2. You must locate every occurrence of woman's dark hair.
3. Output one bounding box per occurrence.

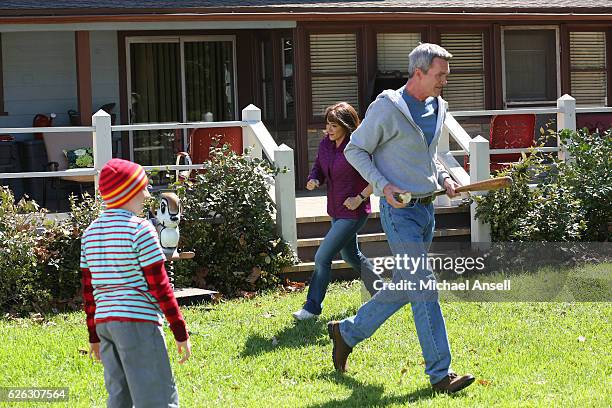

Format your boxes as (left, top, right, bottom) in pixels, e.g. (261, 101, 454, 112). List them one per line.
(324, 102, 360, 136)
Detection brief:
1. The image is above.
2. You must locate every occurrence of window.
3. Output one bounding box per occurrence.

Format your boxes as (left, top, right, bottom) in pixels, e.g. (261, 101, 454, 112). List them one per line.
(260, 40, 275, 122)
(282, 38, 294, 120)
(309, 33, 358, 116)
(440, 33, 486, 111)
(503, 29, 559, 105)
(570, 32, 607, 106)
(0, 33, 6, 115)
(374, 32, 421, 97)
(127, 36, 237, 165)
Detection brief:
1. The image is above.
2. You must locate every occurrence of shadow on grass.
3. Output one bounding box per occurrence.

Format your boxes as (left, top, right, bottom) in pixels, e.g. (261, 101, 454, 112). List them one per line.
(304, 372, 440, 407)
(240, 310, 357, 357)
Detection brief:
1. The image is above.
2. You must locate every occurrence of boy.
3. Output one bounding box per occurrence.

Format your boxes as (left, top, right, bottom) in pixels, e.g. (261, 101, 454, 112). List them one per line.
(80, 158, 191, 407)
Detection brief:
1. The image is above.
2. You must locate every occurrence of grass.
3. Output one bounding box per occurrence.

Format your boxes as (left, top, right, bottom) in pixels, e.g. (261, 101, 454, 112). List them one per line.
(0, 269, 611, 407)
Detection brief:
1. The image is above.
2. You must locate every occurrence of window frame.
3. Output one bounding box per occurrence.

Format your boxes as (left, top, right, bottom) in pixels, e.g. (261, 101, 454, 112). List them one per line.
(501, 25, 561, 108)
(566, 25, 610, 107)
(304, 26, 364, 125)
(0, 33, 7, 116)
(438, 27, 492, 111)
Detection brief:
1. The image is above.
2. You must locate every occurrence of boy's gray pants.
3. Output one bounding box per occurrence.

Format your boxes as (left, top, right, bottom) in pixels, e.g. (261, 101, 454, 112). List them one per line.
(96, 321, 179, 408)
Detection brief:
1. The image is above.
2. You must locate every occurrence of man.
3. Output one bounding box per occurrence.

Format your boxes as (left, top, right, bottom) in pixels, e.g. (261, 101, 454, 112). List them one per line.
(327, 43, 475, 394)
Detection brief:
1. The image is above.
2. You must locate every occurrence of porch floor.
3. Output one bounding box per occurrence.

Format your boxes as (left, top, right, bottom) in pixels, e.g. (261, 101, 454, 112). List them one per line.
(295, 191, 464, 221)
(295, 191, 380, 221)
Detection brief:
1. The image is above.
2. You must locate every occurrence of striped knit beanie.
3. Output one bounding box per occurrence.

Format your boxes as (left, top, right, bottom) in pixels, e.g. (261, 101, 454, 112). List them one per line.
(99, 158, 148, 208)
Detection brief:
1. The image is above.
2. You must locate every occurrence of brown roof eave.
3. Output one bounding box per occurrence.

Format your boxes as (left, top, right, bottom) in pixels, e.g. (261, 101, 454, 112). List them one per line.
(0, 9, 611, 24)
(1, 5, 612, 17)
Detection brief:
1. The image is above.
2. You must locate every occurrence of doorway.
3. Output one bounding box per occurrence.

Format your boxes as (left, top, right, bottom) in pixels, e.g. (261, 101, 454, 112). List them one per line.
(126, 36, 237, 165)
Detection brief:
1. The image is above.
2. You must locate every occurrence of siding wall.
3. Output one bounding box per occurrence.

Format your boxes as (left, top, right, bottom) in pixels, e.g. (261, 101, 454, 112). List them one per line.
(0, 31, 120, 139)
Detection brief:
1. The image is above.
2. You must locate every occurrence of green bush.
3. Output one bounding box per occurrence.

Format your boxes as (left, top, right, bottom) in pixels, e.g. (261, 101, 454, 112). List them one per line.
(475, 128, 611, 242)
(174, 144, 297, 295)
(0, 187, 48, 314)
(0, 188, 102, 314)
(0, 143, 297, 313)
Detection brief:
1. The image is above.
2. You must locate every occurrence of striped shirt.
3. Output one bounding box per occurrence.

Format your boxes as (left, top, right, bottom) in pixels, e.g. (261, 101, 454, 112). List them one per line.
(80, 208, 187, 342)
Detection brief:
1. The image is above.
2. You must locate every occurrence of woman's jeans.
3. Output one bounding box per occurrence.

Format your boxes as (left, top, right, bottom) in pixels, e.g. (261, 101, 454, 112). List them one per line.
(339, 199, 452, 384)
(303, 215, 379, 316)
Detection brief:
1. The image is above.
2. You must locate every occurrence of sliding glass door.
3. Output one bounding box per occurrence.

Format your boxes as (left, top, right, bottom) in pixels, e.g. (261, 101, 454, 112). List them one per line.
(127, 36, 237, 165)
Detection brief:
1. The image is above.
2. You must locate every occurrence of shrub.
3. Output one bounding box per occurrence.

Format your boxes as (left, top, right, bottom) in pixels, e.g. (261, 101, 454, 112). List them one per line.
(174, 144, 297, 295)
(0, 143, 297, 313)
(0, 189, 102, 314)
(0, 187, 49, 314)
(475, 128, 611, 242)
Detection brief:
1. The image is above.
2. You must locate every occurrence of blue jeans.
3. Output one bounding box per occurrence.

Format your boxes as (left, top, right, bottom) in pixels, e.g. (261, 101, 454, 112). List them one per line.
(339, 199, 452, 384)
(304, 215, 379, 315)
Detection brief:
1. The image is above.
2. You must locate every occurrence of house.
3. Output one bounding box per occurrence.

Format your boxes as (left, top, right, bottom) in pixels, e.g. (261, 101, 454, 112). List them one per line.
(0, 1, 611, 187)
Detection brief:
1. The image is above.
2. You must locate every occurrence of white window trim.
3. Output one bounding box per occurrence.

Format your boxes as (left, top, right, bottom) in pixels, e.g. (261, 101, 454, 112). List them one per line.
(501, 26, 561, 108)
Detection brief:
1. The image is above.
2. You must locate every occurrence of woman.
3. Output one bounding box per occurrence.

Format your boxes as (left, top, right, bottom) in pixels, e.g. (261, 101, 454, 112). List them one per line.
(293, 102, 379, 321)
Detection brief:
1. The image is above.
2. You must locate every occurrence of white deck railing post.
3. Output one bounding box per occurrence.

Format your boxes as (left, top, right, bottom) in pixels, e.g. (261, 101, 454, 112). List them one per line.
(436, 122, 452, 207)
(92, 109, 113, 193)
(241, 104, 263, 159)
(274, 144, 298, 253)
(557, 94, 576, 162)
(469, 135, 491, 243)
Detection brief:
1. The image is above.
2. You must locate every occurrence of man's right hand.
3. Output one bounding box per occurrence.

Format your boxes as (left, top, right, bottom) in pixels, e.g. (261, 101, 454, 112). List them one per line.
(306, 179, 320, 191)
(383, 183, 408, 209)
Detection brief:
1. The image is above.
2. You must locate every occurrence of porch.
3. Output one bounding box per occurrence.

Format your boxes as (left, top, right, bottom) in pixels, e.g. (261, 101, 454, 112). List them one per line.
(2, 96, 609, 274)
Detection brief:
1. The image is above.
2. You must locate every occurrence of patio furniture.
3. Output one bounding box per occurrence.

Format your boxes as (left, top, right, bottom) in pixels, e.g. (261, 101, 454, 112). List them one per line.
(41, 131, 95, 210)
(0, 139, 24, 202)
(464, 113, 536, 173)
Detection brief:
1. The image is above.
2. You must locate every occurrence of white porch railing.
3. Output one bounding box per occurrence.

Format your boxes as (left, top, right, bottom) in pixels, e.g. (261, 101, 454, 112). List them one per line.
(440, 94, 612, 243)
(0, 105, 298, 252)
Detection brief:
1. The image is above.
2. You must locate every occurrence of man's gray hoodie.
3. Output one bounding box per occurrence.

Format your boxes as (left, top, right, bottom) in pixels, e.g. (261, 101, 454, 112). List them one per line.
(344, 88, 450, 198)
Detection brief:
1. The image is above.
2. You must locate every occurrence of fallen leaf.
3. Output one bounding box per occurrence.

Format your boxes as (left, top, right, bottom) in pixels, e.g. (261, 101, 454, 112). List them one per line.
(497, 348, 502, 353)
(262, 312, 275, 318)
(468, 348, 477, 353)
(578, 336, 586, 342)
(239, 291, 256, 299)
(283, 279, 305, 292)
(30, 313, 45, 323)
(478, 379, 492, 386)
(400, 368, 408, 375)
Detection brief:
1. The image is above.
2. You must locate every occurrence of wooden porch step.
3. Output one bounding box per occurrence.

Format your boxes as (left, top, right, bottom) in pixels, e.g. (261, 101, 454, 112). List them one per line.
(297, 228, 471, 248)
(285, 227, 471, 280)
(295, 204, 468, 224)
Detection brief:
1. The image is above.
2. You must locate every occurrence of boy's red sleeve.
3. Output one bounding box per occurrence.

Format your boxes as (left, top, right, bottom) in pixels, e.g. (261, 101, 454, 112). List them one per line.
(81, 268, 100, 343)
(142, 261, 189, 342)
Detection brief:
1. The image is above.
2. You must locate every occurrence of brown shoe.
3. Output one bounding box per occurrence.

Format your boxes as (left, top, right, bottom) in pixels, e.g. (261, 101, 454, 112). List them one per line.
(327, 321, 352, 372)
(432, 373, 475, 394)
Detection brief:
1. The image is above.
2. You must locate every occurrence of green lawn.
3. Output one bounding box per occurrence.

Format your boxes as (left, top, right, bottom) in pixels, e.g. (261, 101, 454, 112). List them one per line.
(0, 275, 611, 407)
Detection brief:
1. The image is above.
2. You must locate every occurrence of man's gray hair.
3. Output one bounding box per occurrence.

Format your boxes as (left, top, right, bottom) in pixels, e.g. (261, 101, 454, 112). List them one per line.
(407, 43, 453, 78)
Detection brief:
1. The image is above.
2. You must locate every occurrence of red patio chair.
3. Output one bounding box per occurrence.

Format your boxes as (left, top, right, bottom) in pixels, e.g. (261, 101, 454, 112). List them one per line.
(464, 114, 536, 173)
(175, 126, 243, 180)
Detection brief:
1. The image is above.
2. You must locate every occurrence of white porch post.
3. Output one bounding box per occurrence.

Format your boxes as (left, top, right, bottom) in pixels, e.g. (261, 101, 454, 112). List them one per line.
(556, 94, 576, 162)
(92, 110, 113, 193)
(274, 144, 298, 253)
(241, 104, 263, 159)
(436, 123, 452, 207)
(469, 135, 491, 243)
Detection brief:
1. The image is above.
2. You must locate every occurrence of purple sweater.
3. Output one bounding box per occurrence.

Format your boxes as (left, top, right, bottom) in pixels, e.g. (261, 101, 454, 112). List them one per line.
(308, 135, 371, 219)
